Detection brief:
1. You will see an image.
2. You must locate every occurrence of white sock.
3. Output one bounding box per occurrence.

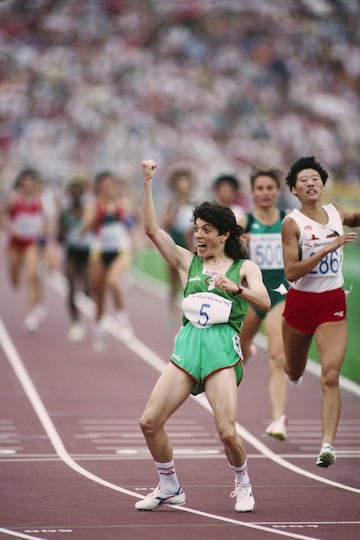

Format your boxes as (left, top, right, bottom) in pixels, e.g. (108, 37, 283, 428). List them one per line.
(116, 309, 129, 322)
(229, 459, 251, 488)
(155, 460, 180, 493)
(285, 374, 303, 387)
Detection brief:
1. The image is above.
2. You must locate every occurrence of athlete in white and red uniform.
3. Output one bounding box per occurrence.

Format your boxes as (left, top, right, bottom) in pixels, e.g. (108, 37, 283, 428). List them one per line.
(281, 156, 359, 468)
(0, 168, 48, 331)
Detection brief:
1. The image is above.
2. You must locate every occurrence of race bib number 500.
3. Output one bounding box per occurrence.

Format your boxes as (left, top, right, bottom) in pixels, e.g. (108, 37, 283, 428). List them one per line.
(249, 233, 283, 270)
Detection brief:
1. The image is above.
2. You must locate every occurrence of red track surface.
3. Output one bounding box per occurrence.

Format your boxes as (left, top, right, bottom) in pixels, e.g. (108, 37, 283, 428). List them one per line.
(0, 258, 359, 540)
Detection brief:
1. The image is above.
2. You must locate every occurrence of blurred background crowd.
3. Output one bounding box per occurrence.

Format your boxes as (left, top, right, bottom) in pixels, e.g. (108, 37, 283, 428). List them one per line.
(0, 0, 359, 209)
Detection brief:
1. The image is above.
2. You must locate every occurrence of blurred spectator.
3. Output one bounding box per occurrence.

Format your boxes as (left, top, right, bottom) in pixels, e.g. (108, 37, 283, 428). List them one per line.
(0, 0, 359, 208)
(212, 174, 247, 222)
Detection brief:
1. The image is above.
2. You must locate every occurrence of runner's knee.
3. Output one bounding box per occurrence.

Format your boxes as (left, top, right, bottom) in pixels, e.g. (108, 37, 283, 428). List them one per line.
(139, 413, 162, 436)
(269, 351, 285, 371)
(217, 423, 238, 448)
(106, 276, 119, 292)
(321, 368, 340, 390)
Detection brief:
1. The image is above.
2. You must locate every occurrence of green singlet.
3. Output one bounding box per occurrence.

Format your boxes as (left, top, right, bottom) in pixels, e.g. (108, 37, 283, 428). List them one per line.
(170, 255, 248, 395)
(245, 211, 289, 319)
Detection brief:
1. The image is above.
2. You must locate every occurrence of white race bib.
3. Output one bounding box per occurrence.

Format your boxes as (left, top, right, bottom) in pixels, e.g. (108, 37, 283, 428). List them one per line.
(99, 222, 130, 252)
(183, 292, 232, 328)
(13, 213, 44, 238)
(249, 233, 283, 270)
(67, 226, 92, 249)
(303, 241, 342, 278)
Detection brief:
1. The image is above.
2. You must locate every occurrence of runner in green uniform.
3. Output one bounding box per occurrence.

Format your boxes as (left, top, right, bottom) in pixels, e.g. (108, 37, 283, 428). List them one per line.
(135, 159, 270, 514)
(239, 165, 290, 441)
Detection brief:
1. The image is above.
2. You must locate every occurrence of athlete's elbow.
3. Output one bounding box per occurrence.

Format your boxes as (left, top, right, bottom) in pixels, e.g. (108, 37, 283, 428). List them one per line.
(144, 220, 161, 239)
(284, 266, 297, 282)
(285, 270, 301, 283)
(144, 226, 156, 239)
(262, 295, 271, 312)
(255, 292, 271, 312)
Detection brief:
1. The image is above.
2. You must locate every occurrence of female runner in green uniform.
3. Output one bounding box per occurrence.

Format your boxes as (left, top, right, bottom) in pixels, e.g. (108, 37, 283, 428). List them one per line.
(239, 165, 290, 441)
(135, 159, 270, 513)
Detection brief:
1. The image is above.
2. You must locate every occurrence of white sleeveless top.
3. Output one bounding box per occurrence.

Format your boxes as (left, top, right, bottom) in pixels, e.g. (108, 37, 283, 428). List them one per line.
(287, 204, 344, 292)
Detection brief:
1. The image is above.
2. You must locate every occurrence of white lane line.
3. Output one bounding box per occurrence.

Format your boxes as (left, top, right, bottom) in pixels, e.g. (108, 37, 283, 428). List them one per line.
(255, 521, 360, 526)
(0, 317, 137, 502)
(0, 317, 323, 538)
(1, 451, 359, 464)
(48, 270, 360, 494)
(195, 393, 360, 494)
(80, 298, 360, 493)
(0, 529, 48, 540)
(166, 505, 324, 540)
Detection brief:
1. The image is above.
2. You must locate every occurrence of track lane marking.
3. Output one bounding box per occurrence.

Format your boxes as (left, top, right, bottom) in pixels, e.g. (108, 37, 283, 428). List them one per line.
(0, 269, 358, 539)
(0, 319, 324, 539)
(51, 273, 360, 492)
(47, 270, 360, 494)
(0, 529, 48, 540)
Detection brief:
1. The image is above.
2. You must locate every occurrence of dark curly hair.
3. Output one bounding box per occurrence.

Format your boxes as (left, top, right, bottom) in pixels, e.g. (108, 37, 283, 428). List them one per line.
(285, 156, 328, 190)
(192, 201, 247, 260)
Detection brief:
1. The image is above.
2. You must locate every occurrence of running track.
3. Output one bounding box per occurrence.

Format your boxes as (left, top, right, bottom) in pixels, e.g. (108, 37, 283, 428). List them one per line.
(0, 256, 359, 540)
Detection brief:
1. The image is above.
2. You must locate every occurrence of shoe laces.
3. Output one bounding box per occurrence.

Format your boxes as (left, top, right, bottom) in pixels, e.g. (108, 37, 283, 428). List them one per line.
(230, 484, 251, 498)
(320, 443, 334, 455)
(148, 484, 179, 501)
(322, 443, 334, 451)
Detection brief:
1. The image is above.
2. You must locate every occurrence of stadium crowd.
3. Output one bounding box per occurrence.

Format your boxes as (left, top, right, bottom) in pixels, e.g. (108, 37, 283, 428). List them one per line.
(0, 0, 359, 201)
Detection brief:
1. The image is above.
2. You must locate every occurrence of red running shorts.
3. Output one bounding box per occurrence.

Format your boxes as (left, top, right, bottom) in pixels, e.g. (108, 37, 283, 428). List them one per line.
(282, 287, 346, 335)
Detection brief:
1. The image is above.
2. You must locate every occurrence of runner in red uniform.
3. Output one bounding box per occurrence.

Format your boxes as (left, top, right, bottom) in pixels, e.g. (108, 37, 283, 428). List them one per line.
(0, 168, 48, 331)
(282, 156, 359, 467)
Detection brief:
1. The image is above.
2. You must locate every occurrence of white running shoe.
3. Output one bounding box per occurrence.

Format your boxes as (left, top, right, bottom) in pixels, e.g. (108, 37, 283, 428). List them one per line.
(24, 304, 47, 333)
(316, 443, 336, 468)
(265, 414, 288, 441)
(116, 310, 134, 337)
(135, 485, 186, 511)
(68, 321, 86, 342)
(34, 304, 47, 323)
(24, 312, 39, 333)
(92, 321, 107, 352)
(230, 485, 255, 512)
